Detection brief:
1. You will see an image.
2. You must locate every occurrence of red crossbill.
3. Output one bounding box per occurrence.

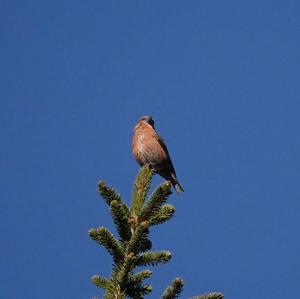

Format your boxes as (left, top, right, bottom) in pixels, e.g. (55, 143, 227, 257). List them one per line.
(132, 115, 184, 193)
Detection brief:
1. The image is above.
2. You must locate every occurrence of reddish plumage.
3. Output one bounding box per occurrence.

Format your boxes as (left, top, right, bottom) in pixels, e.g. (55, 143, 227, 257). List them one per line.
(132, 115, 184, 193)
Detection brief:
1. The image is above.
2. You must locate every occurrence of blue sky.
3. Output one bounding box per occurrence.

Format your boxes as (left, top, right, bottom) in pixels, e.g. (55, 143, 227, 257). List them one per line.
(1, 1, 299, 298)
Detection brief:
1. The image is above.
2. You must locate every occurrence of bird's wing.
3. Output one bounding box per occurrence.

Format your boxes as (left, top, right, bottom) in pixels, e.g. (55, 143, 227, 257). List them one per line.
(154, 132, 177, 175)
(155, 132, 171, 159)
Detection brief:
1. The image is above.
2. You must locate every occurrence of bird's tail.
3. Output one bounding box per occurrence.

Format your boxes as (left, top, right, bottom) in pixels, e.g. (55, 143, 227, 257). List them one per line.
(170, 173, 184, 194)
(174, 182, 184, 194)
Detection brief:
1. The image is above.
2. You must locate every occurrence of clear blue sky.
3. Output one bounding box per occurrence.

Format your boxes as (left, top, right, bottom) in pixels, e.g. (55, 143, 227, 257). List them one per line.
(1, 1, 299, 298)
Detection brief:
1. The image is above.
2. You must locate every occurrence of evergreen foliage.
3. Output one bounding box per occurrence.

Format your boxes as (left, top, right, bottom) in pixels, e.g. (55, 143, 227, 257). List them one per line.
(89, 165, 224, 299)
(190, 293, 224, 299)
(161, 278, 184, 299)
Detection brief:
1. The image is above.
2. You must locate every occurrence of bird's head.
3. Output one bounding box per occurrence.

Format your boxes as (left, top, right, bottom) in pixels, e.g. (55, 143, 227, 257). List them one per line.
(138, 115, 155, 128)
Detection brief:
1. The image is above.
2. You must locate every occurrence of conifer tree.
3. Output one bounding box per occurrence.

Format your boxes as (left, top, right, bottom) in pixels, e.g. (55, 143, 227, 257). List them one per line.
(89, 166, 224, 299)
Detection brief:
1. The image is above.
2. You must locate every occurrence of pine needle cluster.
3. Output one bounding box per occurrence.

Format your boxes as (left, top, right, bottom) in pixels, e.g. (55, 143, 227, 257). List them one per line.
(89, 166, 224, 299)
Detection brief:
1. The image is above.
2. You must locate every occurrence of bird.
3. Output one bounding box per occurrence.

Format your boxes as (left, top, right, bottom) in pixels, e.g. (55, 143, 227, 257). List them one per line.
(132, 115, 184, 193)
